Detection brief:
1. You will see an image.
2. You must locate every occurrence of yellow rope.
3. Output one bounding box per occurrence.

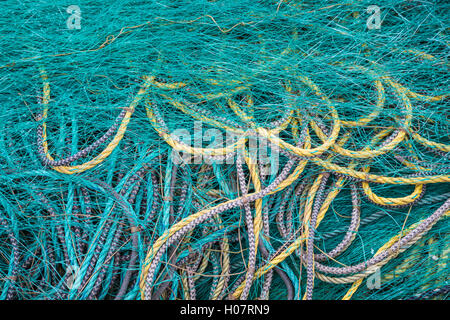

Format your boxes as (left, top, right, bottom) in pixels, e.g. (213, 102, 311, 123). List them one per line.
(39, 68, 154, 174)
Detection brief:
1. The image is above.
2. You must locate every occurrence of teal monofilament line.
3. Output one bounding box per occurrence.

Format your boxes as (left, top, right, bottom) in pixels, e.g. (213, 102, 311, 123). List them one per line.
(0, 0, 449, 300)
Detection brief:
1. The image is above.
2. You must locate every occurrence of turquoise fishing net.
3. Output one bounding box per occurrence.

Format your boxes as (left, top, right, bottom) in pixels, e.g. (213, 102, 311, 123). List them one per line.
(0, 0, 448, 300)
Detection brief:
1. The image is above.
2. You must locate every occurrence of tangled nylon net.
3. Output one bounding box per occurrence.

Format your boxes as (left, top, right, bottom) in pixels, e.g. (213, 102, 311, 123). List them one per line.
(0, 0, 449, 300)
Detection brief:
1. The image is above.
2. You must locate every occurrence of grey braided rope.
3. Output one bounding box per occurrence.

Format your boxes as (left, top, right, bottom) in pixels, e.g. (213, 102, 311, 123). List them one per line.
(312, 197, 450, 276)
(314, 212, 443, 285)
(314, 184, 361, 262)
(305, 172, 330, 300)
(320, 191, 450, 241)
(0, 215, 20, 300)
(233, 153, 256, 300)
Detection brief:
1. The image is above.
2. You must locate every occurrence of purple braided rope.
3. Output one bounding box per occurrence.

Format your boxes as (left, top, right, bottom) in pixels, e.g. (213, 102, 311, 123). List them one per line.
(236, 153, 256, 300)
(314, 184, 360, 261)
(313, 198, 450, 275)
(305, 173, 330, 300)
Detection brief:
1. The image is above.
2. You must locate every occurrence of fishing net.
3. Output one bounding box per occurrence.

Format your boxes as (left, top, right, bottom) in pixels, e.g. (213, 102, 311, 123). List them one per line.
(0, 0, 448, 300)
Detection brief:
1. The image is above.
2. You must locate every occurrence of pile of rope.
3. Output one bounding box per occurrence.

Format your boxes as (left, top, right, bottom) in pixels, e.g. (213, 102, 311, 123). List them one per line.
(0, 0, 448, 300)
